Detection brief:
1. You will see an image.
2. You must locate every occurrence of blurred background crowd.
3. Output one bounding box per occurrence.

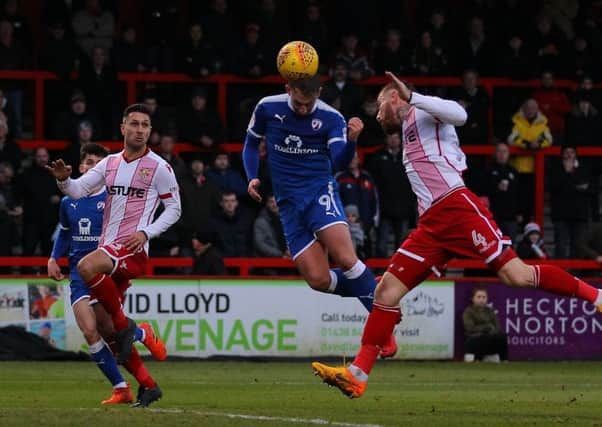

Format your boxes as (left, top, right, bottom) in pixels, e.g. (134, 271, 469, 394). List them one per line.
(0, 0, 601, 274)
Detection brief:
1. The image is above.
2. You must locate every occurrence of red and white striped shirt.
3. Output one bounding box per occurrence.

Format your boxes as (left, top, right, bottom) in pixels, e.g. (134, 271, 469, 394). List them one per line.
(402, 92, 468, 215)
(57, 149, 181, 253)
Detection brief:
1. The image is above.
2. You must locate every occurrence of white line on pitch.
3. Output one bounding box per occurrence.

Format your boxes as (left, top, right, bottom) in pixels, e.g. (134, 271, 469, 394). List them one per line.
(148, 407, 385, 427)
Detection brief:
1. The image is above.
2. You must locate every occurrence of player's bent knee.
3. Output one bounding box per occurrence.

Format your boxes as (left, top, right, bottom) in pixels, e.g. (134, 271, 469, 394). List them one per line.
(305, 272, 331, 291)
(77, 258, 95, 281)
(498, 260, 535, 288)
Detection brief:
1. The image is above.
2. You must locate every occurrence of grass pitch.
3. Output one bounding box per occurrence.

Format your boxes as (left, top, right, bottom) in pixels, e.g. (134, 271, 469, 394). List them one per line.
(0, 360, 601, 426)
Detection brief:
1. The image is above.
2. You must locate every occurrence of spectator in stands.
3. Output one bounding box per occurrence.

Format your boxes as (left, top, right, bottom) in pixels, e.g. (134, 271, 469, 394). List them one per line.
(0, 161, 20, 260)
(0, 18, 29, 138)
(550, 145, 592, 259)
(179, 158, 221, 246)
(297, 2, 329, 72)
(211, 191, 253, 257)
(566, 90, 601, 221)
(200, 0, 235, 72)
(232, 22, 270, 77)
(51, 89, 100, 141)
(542, 0, 578, 41)
(532, 71, 572, 143)
(72, 0, 115, 59)
(0, 112, 20, 171)
(484, 142, 521, 240)
(333, 31, 374, 80)
(462, 287, 508, 362)
(39, 19, 80, 81)
(62, 120, 94, 178)
(335, 151, 378, 256)
(16, 147, 60, 258)
(455, 16, 493, 76)
(191, 230, 228, 276)
(78, 46, 119, 139)
(374, 29, 407, 75)
(507, 98, 552, 221)
(411, 30, 448, 76)
(178, 87, 224, 153)
(1, 0, 32, 50)
(427, 9, 451, 54)
(190, 227, 227, 276)
(251, 0, 290, 63)
(111, 25, 146, 72)
(156, 134, 187, 179)
(497, 34, 532, 80)
(345, 204, 367, 260)
(142, 92, 173, 137)
(0, 87, 16, 138)
(532, 14, 565, 75)
(568, 36, 596, 80)
(576, 222, 602, 266)
(516, 222, 548, 260)
(356, 96, 382, 147)
(576, 76, 601, 109)
(565, 90, 600, 147)
(366, 132, 416, 257)
(178, 22, 216, 78)
(253, 194, 288, 258)
(321, 61, 362, 119)
(206, 152, 247, 201)
(452, 69, 489, 144)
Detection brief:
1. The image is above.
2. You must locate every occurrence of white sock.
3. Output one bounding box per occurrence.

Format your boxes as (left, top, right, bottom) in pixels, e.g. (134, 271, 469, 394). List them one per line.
(343, 260, 366, 280)
(113, 382, 127, 389)
(348, 364, 369, 382)
(327, 270, 337, 293)
(594, 290, 602, 307)
(140, 328, 146, 342)
(89, 339, 105, 354)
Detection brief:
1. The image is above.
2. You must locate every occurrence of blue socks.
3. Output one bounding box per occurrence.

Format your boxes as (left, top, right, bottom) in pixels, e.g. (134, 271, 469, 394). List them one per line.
(89, 340, 126, 388)
(329, 260, 376, 311)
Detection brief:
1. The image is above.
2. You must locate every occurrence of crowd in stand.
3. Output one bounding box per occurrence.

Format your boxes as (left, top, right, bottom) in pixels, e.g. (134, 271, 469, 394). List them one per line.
(0, 0, 601, 274)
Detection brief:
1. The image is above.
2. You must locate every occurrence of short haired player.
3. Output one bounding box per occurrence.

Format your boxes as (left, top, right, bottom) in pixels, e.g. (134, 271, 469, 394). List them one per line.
(312, 72, 602, 398)
(243, 75, 396, 357)
(46, 105, 181, 406)
(47, 142, 166, 405)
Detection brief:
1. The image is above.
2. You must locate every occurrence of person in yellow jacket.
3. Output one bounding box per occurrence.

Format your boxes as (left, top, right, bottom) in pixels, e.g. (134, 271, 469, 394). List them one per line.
(506, 98, 552, 222)
(507, 98, 553, 173)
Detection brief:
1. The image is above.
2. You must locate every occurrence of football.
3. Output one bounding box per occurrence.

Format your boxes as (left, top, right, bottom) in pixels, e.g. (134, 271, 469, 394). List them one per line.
(276, 41, 319, 80)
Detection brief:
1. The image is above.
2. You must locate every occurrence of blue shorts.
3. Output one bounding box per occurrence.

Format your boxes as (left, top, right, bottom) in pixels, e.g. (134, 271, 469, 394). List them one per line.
(278, 181, 347, 259)
(69, 279, 91, 306)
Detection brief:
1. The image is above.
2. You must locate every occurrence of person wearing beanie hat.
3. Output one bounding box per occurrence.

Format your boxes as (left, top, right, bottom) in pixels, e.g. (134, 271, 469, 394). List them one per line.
(517, 222, 548, 259)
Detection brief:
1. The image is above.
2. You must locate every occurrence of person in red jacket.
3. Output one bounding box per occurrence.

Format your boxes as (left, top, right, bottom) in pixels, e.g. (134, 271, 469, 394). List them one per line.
(532, 71, 572, 142)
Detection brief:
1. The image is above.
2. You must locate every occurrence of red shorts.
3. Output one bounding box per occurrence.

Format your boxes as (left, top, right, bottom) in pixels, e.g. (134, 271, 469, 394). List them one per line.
(386, 188, 516, 289)
(99, 242, 148, 283)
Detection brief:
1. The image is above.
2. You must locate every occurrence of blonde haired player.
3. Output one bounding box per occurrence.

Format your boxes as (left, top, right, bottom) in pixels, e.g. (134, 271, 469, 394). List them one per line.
(312, 72, 602, 398)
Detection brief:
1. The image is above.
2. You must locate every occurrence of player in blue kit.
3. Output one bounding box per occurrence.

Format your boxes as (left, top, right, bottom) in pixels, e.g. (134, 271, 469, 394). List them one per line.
(47, 143, 166, 407)
(243, 76, 397, 357)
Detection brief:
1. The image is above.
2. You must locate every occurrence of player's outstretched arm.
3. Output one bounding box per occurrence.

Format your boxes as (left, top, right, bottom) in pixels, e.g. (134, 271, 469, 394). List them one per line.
(385, 71, 467, 126)
(47, 157, 107, 199)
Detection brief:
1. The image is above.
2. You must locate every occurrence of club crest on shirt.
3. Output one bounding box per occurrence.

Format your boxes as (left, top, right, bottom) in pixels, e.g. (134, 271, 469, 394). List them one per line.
(97, 201, 105, 210)
(138, 167, 153, 181)
(311, 118, 322, 130)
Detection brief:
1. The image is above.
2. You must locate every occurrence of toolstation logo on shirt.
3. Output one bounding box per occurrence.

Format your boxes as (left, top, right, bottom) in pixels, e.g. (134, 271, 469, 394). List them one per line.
(274, 134, 319, 155)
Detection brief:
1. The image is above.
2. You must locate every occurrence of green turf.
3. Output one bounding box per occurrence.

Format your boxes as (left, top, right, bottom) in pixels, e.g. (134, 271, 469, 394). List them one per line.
(0, 360, 601, 426)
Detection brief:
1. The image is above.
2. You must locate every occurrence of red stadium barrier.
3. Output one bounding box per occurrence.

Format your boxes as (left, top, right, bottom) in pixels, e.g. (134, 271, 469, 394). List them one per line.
(0, 257, 599, 277)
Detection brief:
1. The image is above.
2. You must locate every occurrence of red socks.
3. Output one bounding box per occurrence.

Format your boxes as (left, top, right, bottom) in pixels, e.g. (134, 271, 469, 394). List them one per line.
(108, 341, 156, 389)
(352, 303, 401, 375)
(87, 273, 128, 330)
(535, 265, 599, 304)
(123, 347, 157, 389)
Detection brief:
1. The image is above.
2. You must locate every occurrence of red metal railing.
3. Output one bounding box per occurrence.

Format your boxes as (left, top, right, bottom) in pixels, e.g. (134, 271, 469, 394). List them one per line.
(0, 256, 599, 277)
